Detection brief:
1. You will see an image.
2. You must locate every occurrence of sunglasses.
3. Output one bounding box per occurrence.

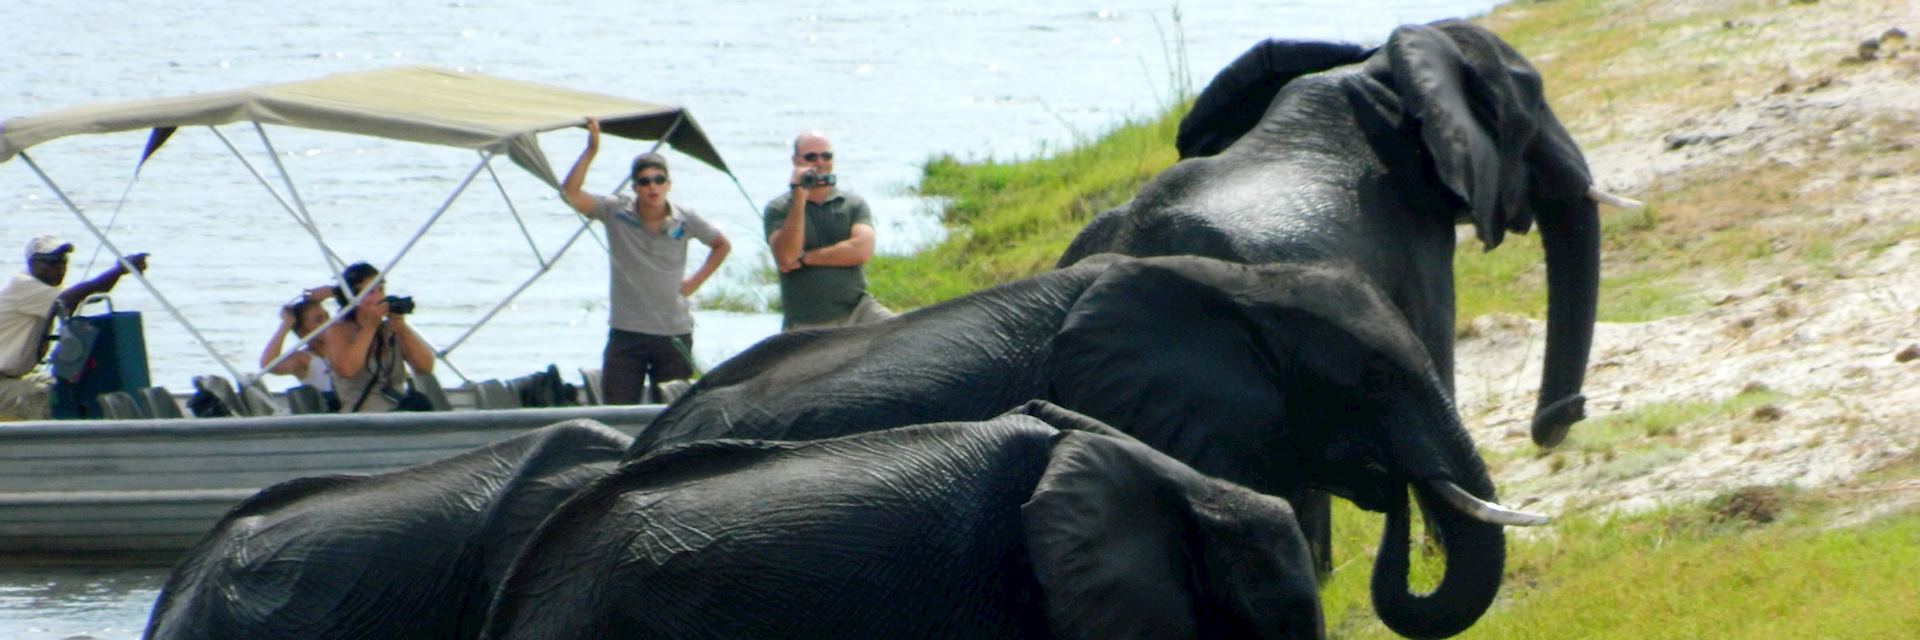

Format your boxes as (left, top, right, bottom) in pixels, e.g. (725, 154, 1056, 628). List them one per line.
(632, 174, 670, 186)
(801, 151, 834, 162)
(31, 255, 68, 265)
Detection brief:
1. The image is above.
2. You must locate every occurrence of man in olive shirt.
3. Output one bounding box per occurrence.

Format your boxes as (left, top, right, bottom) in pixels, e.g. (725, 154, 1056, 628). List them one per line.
(764, 130, 895, 330)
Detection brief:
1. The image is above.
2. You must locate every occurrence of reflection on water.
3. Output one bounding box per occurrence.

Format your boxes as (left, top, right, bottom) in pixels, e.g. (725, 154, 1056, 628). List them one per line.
(0, 569, 162, 640)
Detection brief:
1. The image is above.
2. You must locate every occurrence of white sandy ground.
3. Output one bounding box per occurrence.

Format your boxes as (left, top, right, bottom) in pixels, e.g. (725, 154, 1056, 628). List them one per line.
(1456, 0, 1920, 528)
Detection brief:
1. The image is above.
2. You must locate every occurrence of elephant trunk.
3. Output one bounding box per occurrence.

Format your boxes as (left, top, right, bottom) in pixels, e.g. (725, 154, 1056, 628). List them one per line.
(1368, 371, 1510, 639)
(1530, 195, 1601, 448)
(1369, 479, 1507, 640)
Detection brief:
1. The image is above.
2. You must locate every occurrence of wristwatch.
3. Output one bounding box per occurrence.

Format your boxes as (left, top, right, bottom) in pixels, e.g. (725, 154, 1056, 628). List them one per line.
(796, 251, 808, 268)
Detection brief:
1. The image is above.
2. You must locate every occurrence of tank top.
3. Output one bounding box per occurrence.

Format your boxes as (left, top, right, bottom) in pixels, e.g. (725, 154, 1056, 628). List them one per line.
(301, 353, 334, 392)
(331, 323, 406, 413)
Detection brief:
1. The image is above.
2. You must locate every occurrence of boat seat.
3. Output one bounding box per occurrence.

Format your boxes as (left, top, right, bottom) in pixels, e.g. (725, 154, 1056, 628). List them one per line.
(142, 386, 184, 419)
(410, 373, 452, 412)
(474, 379, 520, 410)
(191, 375, 246, 418)
(239, 381, 279, 417)
(97, 391, 146, 420)
(656, 379, 692, 405)
(578, 368, 603, 406)
(285, 385, 328, 415)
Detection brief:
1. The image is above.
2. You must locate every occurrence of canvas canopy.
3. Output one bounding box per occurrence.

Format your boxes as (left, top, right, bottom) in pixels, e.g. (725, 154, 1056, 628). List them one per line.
(0, 65, 728, 187)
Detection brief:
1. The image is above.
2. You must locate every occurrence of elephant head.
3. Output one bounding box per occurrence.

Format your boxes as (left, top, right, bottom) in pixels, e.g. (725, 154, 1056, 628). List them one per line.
(1045, 258, 1544, 639)
(1026, 421, 1325, 640)
(1171, 20, 1635, 447)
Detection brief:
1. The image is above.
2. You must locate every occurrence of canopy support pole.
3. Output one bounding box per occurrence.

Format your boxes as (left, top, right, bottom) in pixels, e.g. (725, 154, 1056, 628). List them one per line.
(253, 122, 346, 274)
(209, 125, 346, 273)
(386, 153, 488, 276)
(78, 172, 145, 275)
(255, 151, 493, 388)
(485, 162, 548, 269)
(435, 221, 596, 364)
(17, 152, 249, 386)
(434, 126, 682, 371)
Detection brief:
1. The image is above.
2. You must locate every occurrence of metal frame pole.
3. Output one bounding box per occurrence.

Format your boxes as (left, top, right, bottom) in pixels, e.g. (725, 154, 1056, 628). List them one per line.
(18, 152, 248, 385)
(210, 125, 345, 272)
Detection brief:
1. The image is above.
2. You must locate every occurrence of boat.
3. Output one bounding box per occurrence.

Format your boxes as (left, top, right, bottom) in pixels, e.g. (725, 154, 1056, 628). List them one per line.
(0, 66, 750, 562)
(0, 406, 662, 564)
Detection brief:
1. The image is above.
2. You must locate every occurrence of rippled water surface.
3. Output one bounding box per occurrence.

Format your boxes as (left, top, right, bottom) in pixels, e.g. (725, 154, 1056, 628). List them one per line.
(2, 1, 1498, 636)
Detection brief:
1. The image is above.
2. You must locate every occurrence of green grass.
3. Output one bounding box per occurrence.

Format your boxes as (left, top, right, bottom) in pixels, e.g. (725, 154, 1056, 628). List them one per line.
(1315, 475, 1920, 639)
(871, 0, 1915, 321)
(692, 285, 769, 314)
(867, 109, 1185, 308)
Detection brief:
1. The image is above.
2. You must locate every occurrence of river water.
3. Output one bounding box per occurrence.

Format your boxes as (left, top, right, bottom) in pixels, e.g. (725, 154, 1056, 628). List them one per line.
(1, 0, 1499, 636)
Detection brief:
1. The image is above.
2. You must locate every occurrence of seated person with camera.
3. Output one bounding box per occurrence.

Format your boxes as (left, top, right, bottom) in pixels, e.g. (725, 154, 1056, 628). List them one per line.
(317, 262, 435, 413)
(259, 285, 340, 412)
(764, 130, 894, 331)
(0, 236, 147, 420)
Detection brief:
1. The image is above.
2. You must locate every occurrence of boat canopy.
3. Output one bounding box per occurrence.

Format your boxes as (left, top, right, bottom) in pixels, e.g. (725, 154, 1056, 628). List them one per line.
(0, 65, 729, 185)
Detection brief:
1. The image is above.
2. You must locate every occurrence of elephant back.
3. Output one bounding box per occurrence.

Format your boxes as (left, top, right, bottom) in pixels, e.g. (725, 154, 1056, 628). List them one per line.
(486, 419, 1062, 639)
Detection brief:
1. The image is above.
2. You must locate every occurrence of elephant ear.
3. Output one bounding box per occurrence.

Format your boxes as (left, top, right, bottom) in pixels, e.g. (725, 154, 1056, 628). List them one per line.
(1022, 431, 1200, 640)
(1386, 21, 1539, 249)
(1177, 39, 1372, 158)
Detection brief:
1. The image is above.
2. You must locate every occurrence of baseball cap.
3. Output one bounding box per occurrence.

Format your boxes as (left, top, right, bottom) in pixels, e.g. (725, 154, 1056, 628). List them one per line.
(25, 235, 74, 263)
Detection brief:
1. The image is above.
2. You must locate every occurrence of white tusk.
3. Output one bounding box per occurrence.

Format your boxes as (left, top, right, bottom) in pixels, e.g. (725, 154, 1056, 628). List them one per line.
(1431, 480, 1551, 527)
(1587, 187, 1646, 210)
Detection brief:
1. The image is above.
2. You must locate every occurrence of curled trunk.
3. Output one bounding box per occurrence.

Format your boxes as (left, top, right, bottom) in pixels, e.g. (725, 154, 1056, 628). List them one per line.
(1370, 481, 1506, 639)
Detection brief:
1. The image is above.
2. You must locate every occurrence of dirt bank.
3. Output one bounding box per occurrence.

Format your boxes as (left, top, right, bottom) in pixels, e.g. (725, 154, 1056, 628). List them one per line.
(1463, 0, 1920, 522)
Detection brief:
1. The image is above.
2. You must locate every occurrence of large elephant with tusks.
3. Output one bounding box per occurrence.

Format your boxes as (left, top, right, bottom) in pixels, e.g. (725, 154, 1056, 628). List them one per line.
(1062, 19, 1641, 449)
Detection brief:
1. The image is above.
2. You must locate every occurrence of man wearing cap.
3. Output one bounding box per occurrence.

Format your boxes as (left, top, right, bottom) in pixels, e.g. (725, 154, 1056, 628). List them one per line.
(0, 236, 148, 420)
(563, 117, 732, 405)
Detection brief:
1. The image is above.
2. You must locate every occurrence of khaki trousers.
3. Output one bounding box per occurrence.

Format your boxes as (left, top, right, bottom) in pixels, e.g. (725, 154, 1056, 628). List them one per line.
(784, 295, 896, 332)
(0, 372, 52, 421)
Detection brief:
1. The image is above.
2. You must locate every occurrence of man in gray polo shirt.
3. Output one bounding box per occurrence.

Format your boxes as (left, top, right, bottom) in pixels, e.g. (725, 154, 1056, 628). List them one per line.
(563, 117, 731, 404)
(765, 130, 895, 330)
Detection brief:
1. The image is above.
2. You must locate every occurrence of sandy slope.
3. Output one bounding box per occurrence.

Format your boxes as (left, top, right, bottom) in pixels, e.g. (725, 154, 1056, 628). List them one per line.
(1460, 0, 1920, 523)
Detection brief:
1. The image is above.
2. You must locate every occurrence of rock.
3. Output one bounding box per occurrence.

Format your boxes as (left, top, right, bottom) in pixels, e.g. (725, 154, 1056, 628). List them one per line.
(1897, 344, 1920, 363)
(1858, 38, 1881, 62)
(1665, 131, 1732, 150)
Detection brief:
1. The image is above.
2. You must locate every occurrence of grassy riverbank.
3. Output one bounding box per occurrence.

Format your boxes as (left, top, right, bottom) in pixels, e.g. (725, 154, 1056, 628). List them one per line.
(865, 110, 1185, 308)
(876, 0, 1920, 637)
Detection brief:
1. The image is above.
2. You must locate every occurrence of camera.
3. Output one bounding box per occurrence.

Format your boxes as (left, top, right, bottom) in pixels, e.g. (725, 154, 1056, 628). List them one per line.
(385, 295, 416, 315)
(798, 171, 837, 188)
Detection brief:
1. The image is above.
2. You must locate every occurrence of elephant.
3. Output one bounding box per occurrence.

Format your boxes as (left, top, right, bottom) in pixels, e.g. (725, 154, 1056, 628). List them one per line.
(143, 420, 631, 640)
(627, 254, 1546, 639)
(1059, 19, 1641, 449)
(480, 401, 1324, 640)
